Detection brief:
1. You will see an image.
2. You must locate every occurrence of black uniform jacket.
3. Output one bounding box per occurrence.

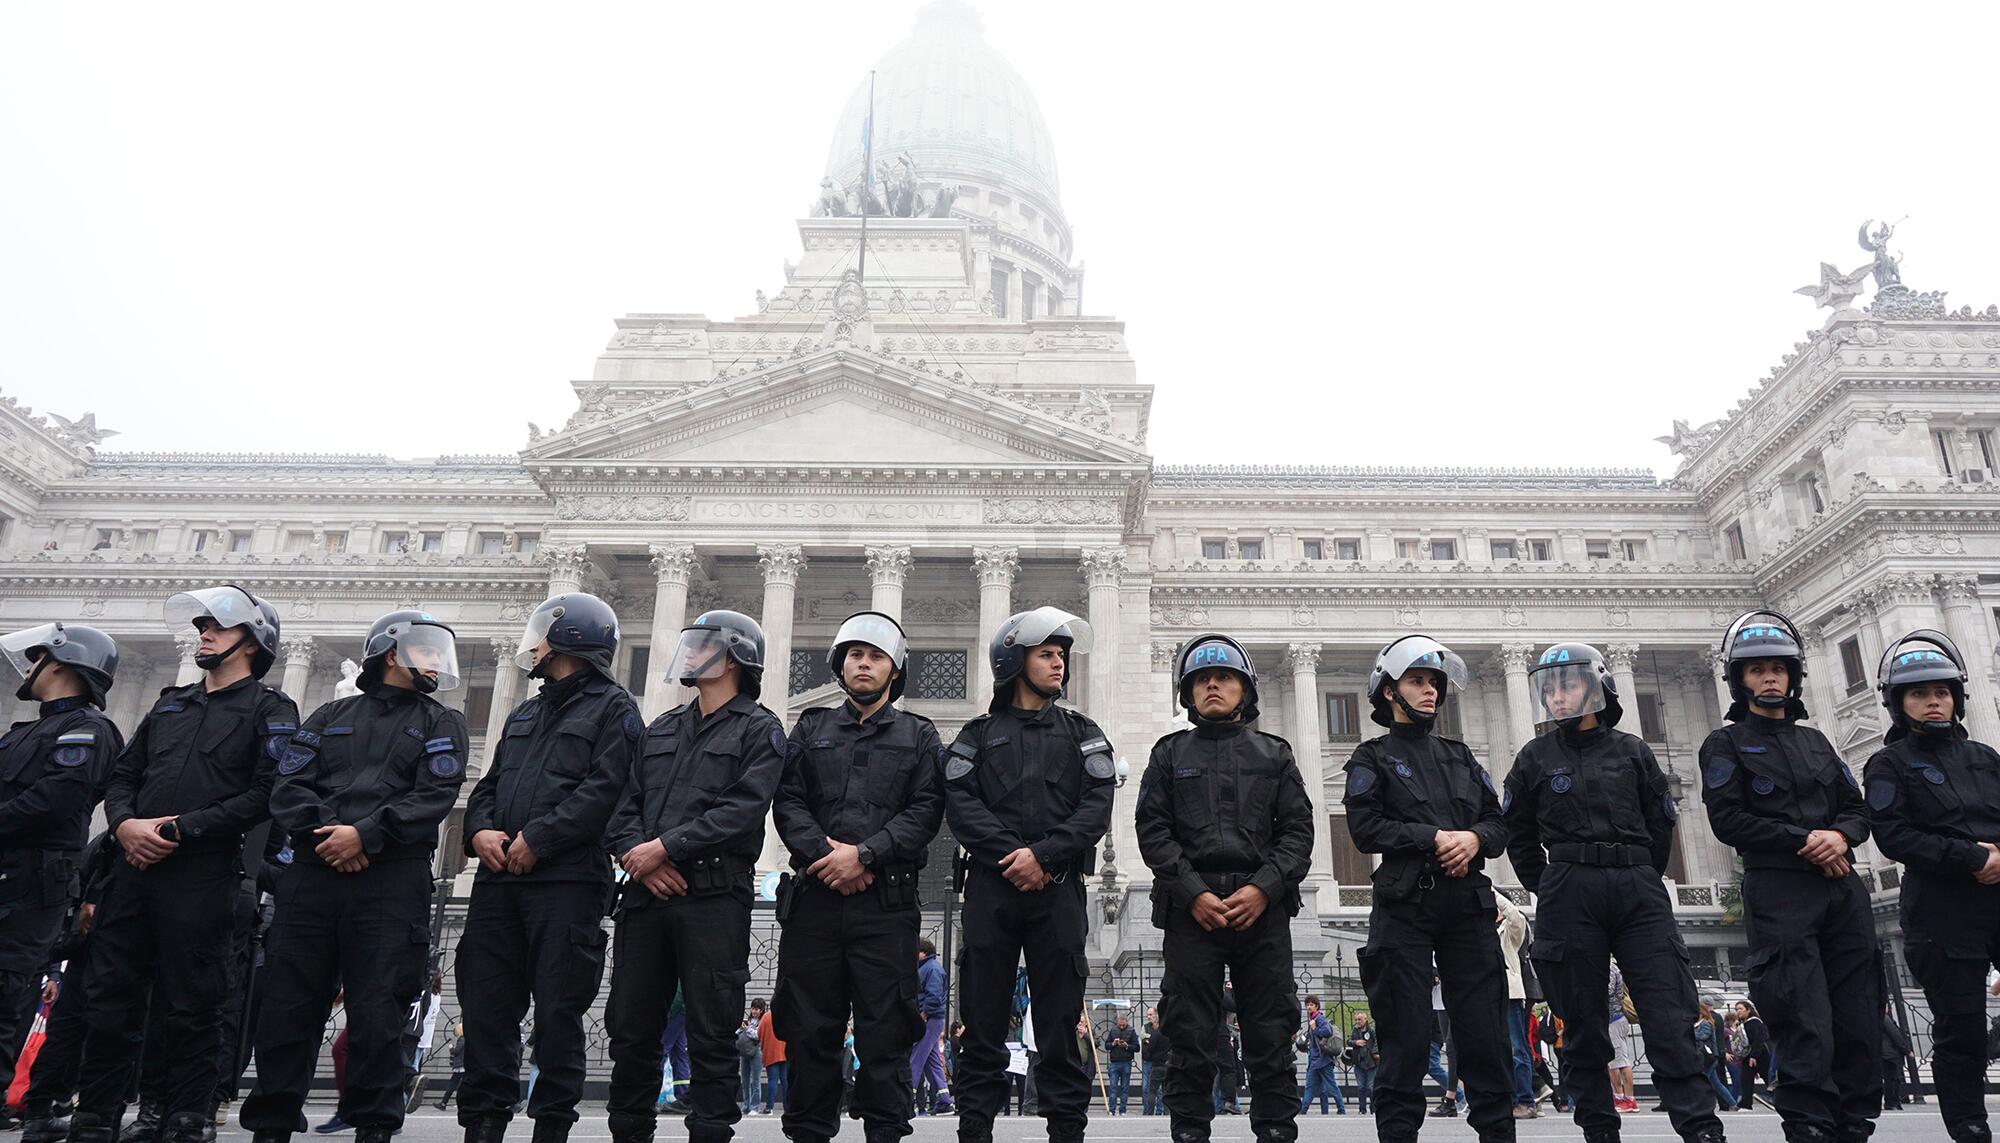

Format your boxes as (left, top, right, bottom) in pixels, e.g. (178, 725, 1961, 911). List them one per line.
(270, 684, 468, 864)
(106, 675, 299, 855)
(1699, 715, 1867, 866)
(0, 696, 124, 852)
(1134, 720, 1314, 910)
(1502, 723, 1677, 894)
(943, 702, 1114, 876)
(772, 700, 944, 871)
(1862, 724, 2000, 881)
(606, 691, 784, 903)
(1342, 723, 1506, 901)
(463, 670, 639, 884)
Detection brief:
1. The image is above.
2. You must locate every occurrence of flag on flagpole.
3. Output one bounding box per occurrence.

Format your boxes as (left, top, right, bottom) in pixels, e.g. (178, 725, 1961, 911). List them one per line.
(862, 72, 875, 188)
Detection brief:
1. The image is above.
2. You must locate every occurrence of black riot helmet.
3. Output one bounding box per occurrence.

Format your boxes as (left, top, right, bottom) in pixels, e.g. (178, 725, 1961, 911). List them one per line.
(1174, 633, 1260, 724)
(1719, 609, 1806, 721)
(1877, 629, 1970, 741)
(359, 610, 463, 695)
(1527, 642, 1622, 730)
(668, 610, 766, 698)
(1366, 634, 1469, 728)
(827, 611, 909, 704)
(988, 606, 1091, 711)
(1, 622, 119, 707)
(514, 593, 619, 678)
(165, 584, 281, 678)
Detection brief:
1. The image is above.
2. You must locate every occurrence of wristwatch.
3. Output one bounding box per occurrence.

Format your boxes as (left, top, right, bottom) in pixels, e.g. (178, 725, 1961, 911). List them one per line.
(855, 842, 877, 868)
(156, 820, 182, 844)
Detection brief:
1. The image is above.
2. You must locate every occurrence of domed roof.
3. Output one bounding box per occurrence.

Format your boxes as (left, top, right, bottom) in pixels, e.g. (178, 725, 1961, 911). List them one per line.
(824, 1, 1062, 213)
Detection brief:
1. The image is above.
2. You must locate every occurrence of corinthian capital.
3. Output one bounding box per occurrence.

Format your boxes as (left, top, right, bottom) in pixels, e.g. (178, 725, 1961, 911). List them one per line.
(972, 546, 1020, 588)
(865, 545, 914, 588)
(1605, 643, 1641, 672)
(1079, 545, 1128, 589)
(538, 542, 593, 578)
(1500, 643, 1536, 673)
(1285, 642, 1323, 676)
(757, 544, 807, 587)
(648, 542, 698, 586)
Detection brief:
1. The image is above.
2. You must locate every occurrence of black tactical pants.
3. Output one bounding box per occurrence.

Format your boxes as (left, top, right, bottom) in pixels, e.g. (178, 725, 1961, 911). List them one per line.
(455, 879, 608, 1129)
(0, 850, 69, 1095)
(1741, 865, 1881, 1140)
(954, 869, 1090, 1141)
(604, 887, 752, 1143)
(23, 939, 93, 1119)
(241, 860, 431, 1134)
(76, 852, 239, 1134)
(1158, 895, 1299, 1143)
(215, 883, 259, 1105)
(1897, 872, 2000, 1142)
(1357, 876, 1513, 1143)
(1531, 863, 1721, 1140)
(772, 878, 922, 1143)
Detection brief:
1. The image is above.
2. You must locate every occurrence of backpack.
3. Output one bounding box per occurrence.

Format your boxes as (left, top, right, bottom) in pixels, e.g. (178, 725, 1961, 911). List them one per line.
(1693, 1018, 1717, 1064)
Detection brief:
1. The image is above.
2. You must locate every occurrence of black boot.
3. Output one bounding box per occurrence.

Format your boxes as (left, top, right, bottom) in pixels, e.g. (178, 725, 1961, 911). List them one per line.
(462, 1118, 508, 1143)
(251, 1134, 292, 1143)
(1953, 1124, 1994, 1143)
(118, 1105, 163, 1143)
(161, 1112, 211, 1143)
(69, 1115, 115, 1143)
(528, 1122, 569, 1143)
(355, 1129, 394, 1143)
(1583, 1131, 1619, 1143)
(1687, 1128, 1728, 1143)
(24, 1118, 72, 1143)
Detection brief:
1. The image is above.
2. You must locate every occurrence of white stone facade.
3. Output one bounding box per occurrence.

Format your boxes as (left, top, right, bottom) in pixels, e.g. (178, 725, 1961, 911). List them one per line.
(2, 3, 1997, 979)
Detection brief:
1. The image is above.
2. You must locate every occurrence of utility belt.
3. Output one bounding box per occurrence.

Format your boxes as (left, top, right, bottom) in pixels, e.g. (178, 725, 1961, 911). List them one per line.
(1149, 868, 1303, 928)
(1742, 852, 1842, 875)
(287, 832, 434, 867)
(0, 847, 77, 907)
(778, 862, 922, 920)
(1371, 853, 1488, 903)
(1548, 843, 1652, 867)
(681, 852, 755, 894)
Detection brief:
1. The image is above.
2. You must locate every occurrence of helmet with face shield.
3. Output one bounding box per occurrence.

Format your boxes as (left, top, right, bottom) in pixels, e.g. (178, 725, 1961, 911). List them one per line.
(988, 606, 1091, 709)
(827, 611, 908, 703)
(164, 585, 281, 678)
(359, 610, 462, 694)
(667, 610, 766, 697)
(1, 622, 119, 706)
(1173, 633, 1260, 723)
(1366, 634, 1469, 728)
(513, 593, 619, 677)
(1877, 629, 1969, 740)
(1528, 642, 1622, 729)
(1718, 609, 1806, 720)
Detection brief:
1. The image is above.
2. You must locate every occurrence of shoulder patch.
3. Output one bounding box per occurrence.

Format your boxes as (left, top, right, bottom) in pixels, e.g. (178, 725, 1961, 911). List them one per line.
(771, 728, 787, 754)
(1078, 736, 1111, 755)
(1501, 787, 1513, 814)
(945, 738, 978, 781)
(264, 722, 296, 734)
(292, 729, 321, 749)
(1083, 750, 1115, 780)
(1662, 791, 1678, 821)
(428, 751, 463, 779)
(277, 745, 315, 776)
(1474, 766, 1496, 795)
(273, 844, 294, 866)
(425, 737, 455, 753)
(1704, 756, 1736, 789)
(624, 713, 642, 743)
(55, 731, 97, 746)
(1867, 779, 1897, 811)
(54, 745, 91, 768)
(1346, 766, 1376, 797)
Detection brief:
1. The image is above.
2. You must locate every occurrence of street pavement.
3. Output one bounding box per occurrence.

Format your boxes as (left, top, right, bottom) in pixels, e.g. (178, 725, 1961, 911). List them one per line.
(184, 1102, 1976, 1143)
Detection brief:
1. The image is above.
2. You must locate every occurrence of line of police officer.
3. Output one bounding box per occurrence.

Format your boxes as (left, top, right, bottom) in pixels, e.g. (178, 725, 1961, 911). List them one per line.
(6, 592, 1999, 1143)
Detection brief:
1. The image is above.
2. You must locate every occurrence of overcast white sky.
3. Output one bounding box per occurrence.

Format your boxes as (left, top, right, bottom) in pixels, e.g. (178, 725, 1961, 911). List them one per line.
(4, 2, 1997, 474)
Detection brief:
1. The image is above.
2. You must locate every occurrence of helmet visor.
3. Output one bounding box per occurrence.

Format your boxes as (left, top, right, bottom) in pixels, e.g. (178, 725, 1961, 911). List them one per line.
(668, 628, 734, 683)
(165, 586, 259, 634)
(0, 623, 64, 680)
(394, 624, 463, 692)
(513, 608, 559, 670)
(1378, 636, 1470, 691)
(1880, 630, 1967, 689)
(1724, 611, 1803, 662)
(1529, 662, 1607, 723)
(1179, 637, 1251, 681)
(832, 612, 908, 668)
(1005, 606, 1093, 656)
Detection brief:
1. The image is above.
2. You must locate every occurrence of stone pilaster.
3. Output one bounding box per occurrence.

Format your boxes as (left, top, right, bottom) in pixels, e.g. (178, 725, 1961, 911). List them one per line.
(1605, 643, 1641, 727)
(279, 636, 316, 712)
(174, 632, 202, 687)
(971, 547, 1019, 699)
(1940, 576, 2000, 745)
(1500, 643, 1536, 758)
(1285, 642, 1335, 888)
(642, 543, 698, 719)
(481, 638, 524, 786)
(865, 545, 914, 623)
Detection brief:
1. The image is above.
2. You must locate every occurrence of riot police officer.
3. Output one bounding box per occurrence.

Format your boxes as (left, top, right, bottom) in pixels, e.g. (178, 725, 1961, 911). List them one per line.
(1861, 630, 1999, 1143)
(0, 622, 122, 1108)
(603, 610, 784, 1143)
(944, 607, 1113, 1143)
(1699, 610, 1878, 1143)
(1342, 634, 1513, 1143)
(1502, 643, 1725, 1143)
(241, 611, 470, 1143)
(459, 594, 638, 1143)
(770, 612, 945, 1143)
(1134, 634, 1313, 1143)
(71, 586, 297, 1143)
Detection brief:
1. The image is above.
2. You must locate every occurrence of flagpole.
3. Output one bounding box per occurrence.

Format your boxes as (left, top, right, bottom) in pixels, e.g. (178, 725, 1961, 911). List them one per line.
(857, 70, 874, 298)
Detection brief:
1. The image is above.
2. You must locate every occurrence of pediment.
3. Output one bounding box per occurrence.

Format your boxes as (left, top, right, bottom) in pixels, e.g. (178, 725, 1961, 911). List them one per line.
(524, 348, 1149, 468)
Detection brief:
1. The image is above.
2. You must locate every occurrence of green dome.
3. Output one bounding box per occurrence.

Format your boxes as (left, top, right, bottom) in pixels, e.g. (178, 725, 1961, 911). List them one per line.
(824, 1, 1062, 214)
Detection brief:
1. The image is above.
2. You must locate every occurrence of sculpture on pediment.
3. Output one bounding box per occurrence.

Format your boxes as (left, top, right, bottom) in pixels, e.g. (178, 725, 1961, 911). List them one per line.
(45, 412, 118, 448)
(1793, 262, 1873, 311)
(1859, 218, 1903, 290)
(930, 184, 959, 218)
(832, 269, 868, 321)
(1654, 418, 1722, 457)
(878, 153, 917, 217)
(812, 177, 851, 218)
(526, 422, 544, 444)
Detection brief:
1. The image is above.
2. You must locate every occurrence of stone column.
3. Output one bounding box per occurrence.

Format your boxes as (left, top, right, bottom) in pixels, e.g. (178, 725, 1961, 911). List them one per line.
(865, 545, 914, 623)
(1500, 643, 1536, 759)
(971, 547, 1019, 700)
(1704, 650, 1736, 722)
(540, 543, 592, 597)
(1078, 547, 1126, 719)
(1670, 667, 1729, 882)
(111, 654, 152, 734)
(643, 543, 698, 719)
(1286, 642, 1335, 888)
(174, 633, 202, 687)
(481, 639, 524, 784)
(1799, 627, 1849, 739)
(1941, 576, 2000, 744)
(1606, 643, 1641, 727)
(757, 545, 807, 718)
(279, 636, 316, 707)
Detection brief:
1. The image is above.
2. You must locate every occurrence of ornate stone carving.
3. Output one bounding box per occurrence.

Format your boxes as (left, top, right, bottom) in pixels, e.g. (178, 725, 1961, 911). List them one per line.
(491, 637, 516, 666)
(1605, 643, 1640, 671)
(981, 498, 1119, 526)
(1150, 641, 1179, 671)
(756, 544, 807, 587)
(1393, 606, 1420, 628)
(648, 542, 698, 586)
(553, 494, 691, 522)
(902, 596, 978, 623)
(865, 545, 914, 587)
(1500, 605, 1527, 628)
(971, 546, 1020, 587)
(1284, 642, 1322, 676)
(1151, 603, 1211, 627)
(1500, 643, 1535, 673)
(538, 543, 593, 582)
(1793, 261, 1873, 311)
(1859, 219, 1902, 291)
(1079, 546, 1127, 588)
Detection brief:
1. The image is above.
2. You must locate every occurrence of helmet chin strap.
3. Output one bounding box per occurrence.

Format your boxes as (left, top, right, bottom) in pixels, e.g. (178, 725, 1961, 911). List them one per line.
(13, 657, 50, 703)
(1751, 693, 1790, 709)
(679, 649, 726, 688)
(407, 670, 440, 695)
(195, 631, 251, 672)
(1393, 691, 1437, 729)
